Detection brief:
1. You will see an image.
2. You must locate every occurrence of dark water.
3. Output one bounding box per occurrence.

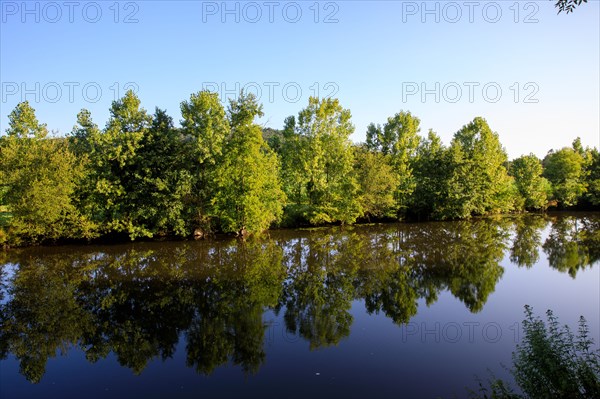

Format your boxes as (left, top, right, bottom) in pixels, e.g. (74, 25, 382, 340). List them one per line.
(1, 213, 599, 399)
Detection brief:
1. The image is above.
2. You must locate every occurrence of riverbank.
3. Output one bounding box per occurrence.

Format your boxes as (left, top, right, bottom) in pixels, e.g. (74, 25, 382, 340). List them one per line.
(2, 208, 598, 250)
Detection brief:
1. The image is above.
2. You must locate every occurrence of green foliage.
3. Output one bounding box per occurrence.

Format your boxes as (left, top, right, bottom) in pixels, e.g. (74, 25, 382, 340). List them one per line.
(510, 154, 551, 211)
(77, 106, 192, 238)
(131, 108, 194, 236)
(262, 127, 283, 153)
(514, 307, 600, 398)
(437, 117, 514, 219)
(181, 91, 229, 165)
(543, 147, 586, 207)
(553, 0, 589, 14)
(353, 145, 399, 220)
(365, 111, 420, 157)
(0, 102, 95, 244)
(71, 91, 155, 238)
(410, 130, 450, 219)
(583, 148, 600, 206)
(277, 116, 304, 214)
(385, 111, 421, 214)
(365, 123, 383, 153)
(211, 92, 285, 234)
(180, 90, 231, 232)
(4, 101, 48, 139)
(0, 226, 7, 247)
(471, 306, 600, 398)
(72, 93, 197, 239)
(279, 97, 361, 225)
(69, 108, 99, 156)
(1, 97, 599, 246)
(366, 111, 421, 216)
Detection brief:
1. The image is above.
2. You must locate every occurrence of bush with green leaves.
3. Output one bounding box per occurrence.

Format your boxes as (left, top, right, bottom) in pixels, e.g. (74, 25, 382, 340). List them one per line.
(470, 306, 600, 399)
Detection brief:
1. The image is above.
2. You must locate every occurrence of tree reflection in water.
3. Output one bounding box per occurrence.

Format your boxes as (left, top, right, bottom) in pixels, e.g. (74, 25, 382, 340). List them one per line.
(543, 215, 600, 277)
(0, 214, 598, 383)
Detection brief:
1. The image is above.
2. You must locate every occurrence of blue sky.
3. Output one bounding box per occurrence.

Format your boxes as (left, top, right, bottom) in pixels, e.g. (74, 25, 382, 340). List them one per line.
(1, 0, 599, 158)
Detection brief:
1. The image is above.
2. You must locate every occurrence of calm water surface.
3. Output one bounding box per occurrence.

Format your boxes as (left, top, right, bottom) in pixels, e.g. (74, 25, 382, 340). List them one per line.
(1, 213, 599, 398)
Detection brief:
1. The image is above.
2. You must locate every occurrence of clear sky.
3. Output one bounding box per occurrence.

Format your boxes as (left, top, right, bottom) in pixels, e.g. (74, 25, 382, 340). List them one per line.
(1, 0, 599, 159)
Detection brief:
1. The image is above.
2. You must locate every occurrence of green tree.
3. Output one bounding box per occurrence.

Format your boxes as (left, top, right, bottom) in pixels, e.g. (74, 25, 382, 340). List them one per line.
(0, 102, 93, 244)
(69, 108, 99, 156)
(353, 145, 399, 220)
(68, 109, 102, 220)
(543, 147, 586, 207)
(211, 92, 285, 235)
(277, 116, 305, 224)
(180, 91, 231, 233)
(262, 127, 283, 153)
(513, 307, 599, 398)
(74, 107, 195, 238)
(584, 148, 600, 206)
(132, 108, 193, 236)
(411, 130, 450, 219)
(510, 154, 551, 210)
(280, 97, 361, 225)
(72, 91, 154, 239)
(385, 111, 421, 215)
(366, 111, 421, 216)
(438, 117, 515, 219)
(365, 123, 383, 153)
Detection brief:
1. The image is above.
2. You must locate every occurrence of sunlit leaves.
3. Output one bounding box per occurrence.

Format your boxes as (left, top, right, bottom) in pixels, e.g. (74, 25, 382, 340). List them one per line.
(1, 102, 94, 244)
(510, 154, 551, 210)
(211, 92, 285, 234)
(279, 97, 361, 225)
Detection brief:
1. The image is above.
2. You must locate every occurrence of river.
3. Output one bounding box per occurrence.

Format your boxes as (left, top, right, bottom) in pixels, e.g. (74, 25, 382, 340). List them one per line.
(1, 213, 598, 398)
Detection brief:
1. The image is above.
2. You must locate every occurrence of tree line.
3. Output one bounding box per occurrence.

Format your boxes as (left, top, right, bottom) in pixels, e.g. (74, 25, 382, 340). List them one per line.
(0, 90, 599, 245)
